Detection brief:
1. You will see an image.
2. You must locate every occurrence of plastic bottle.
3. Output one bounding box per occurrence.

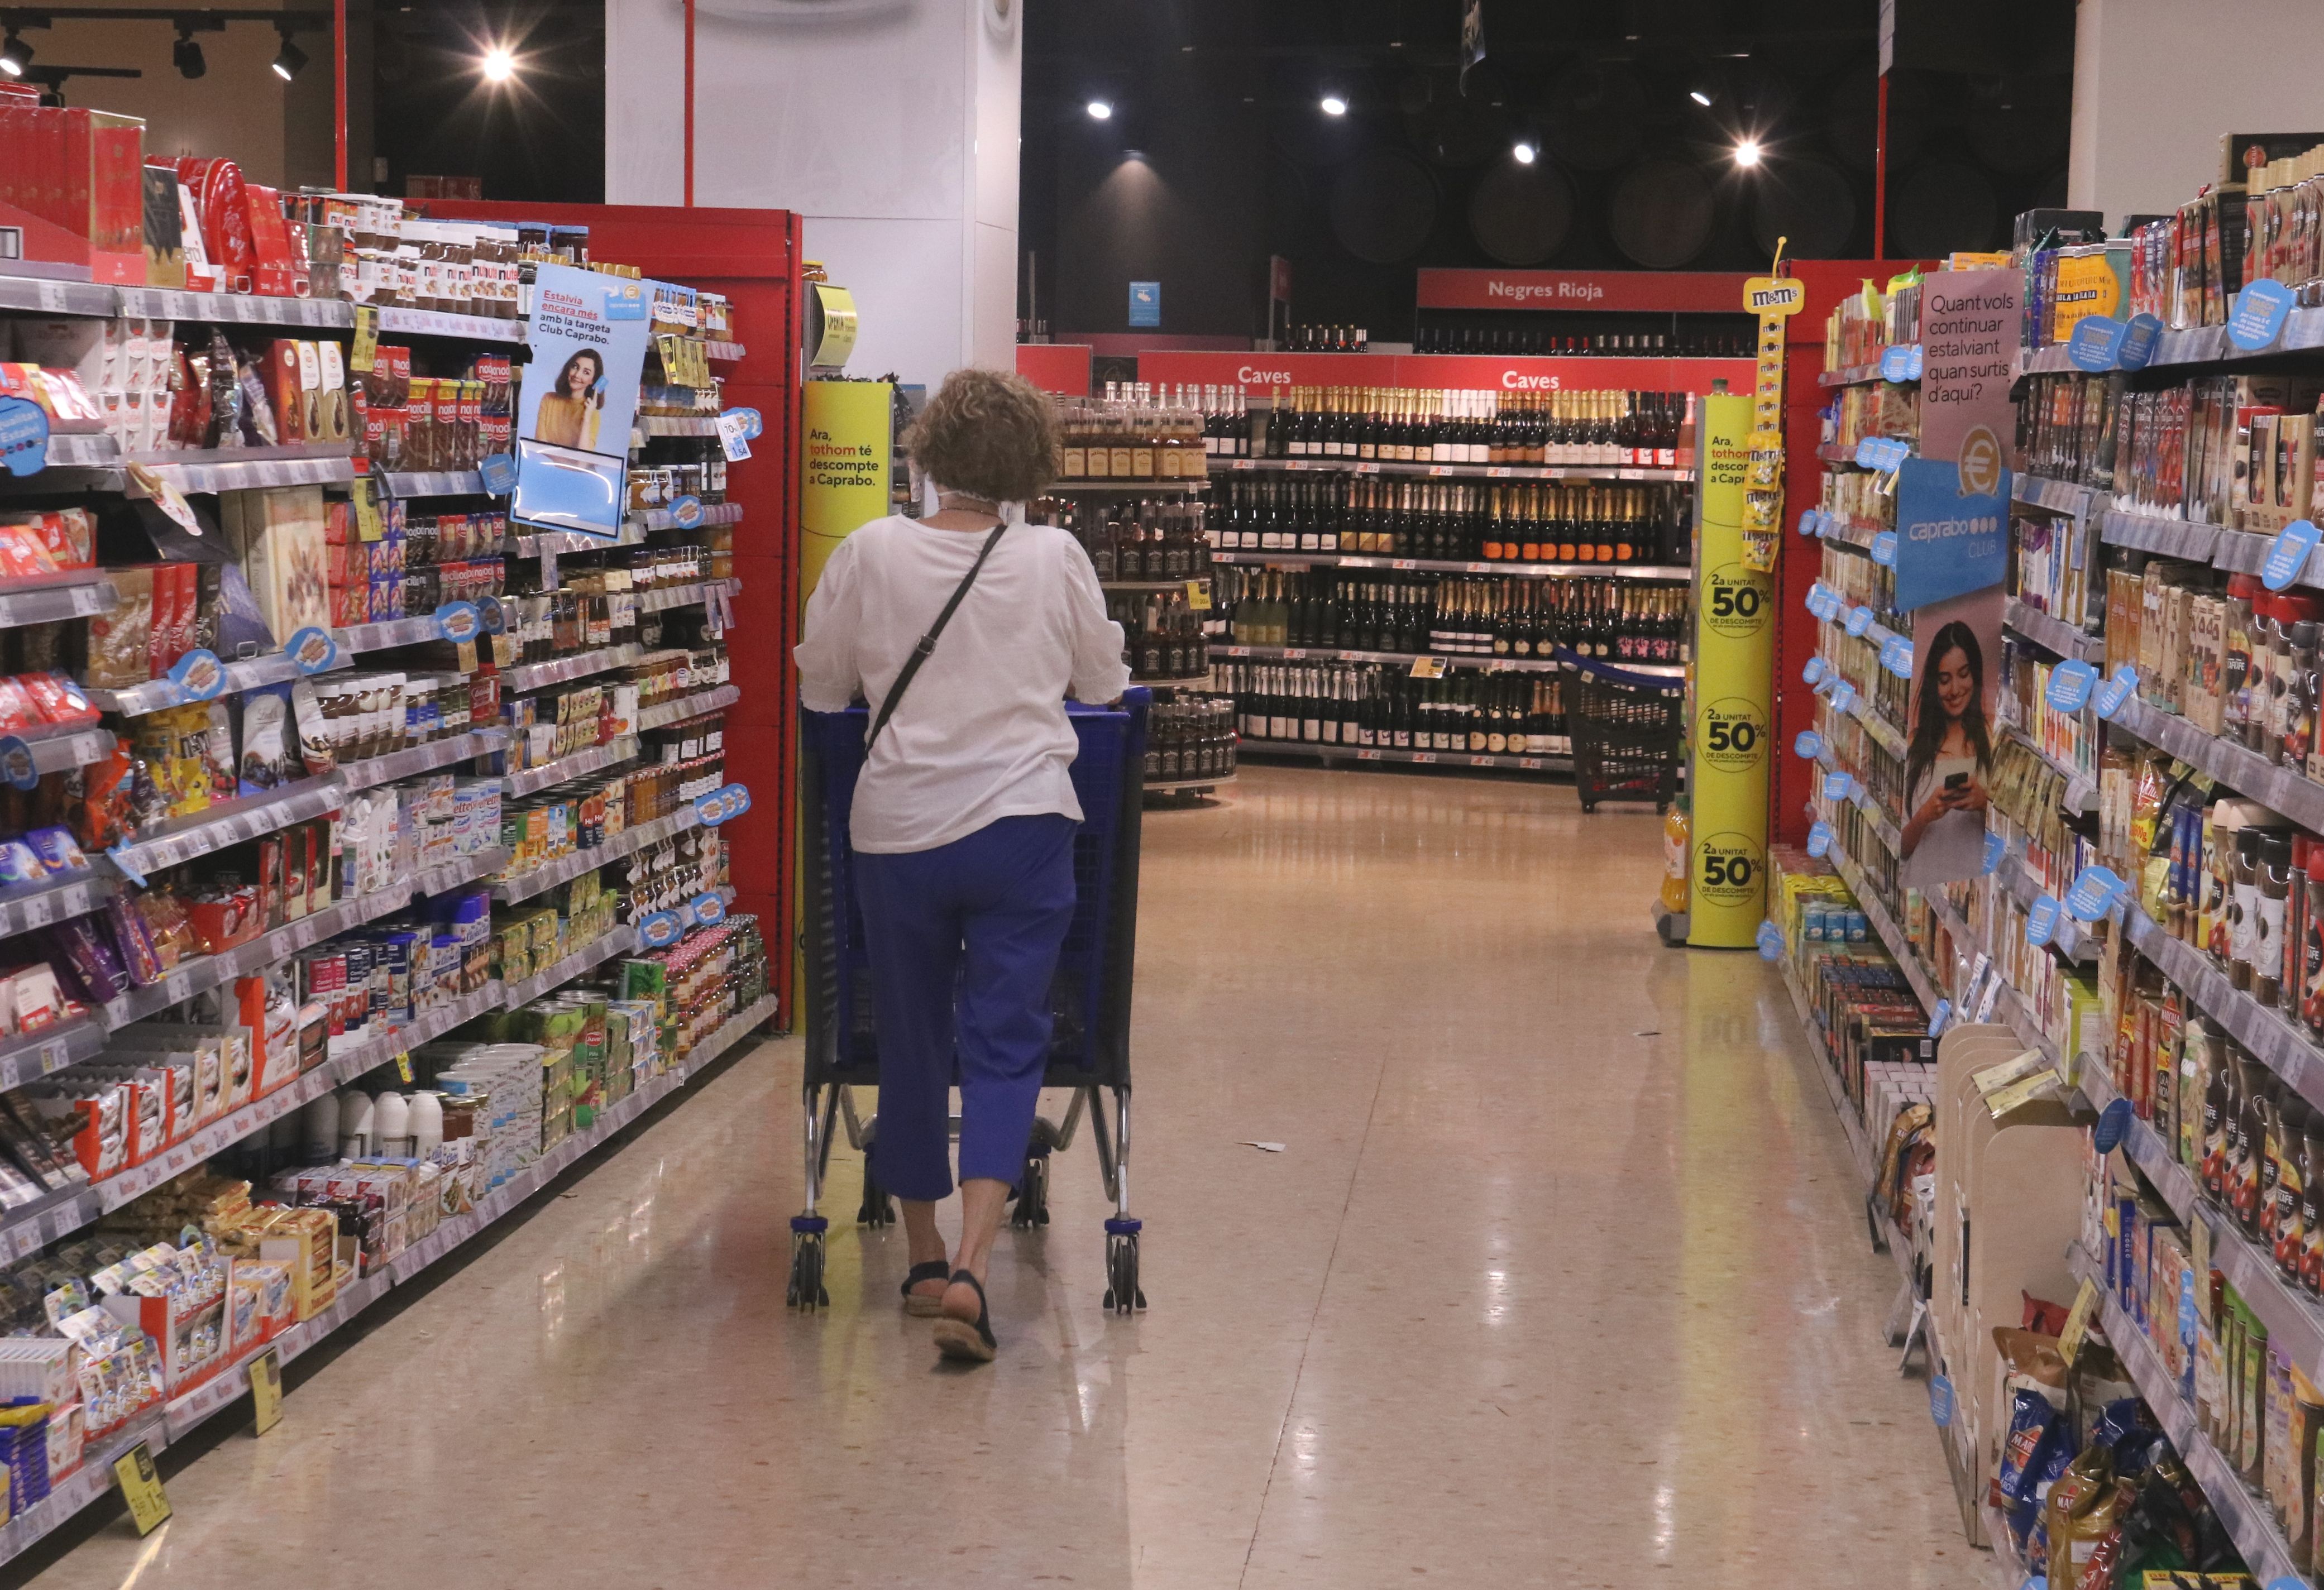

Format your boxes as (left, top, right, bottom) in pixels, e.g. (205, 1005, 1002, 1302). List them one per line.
(410, 1091, 443, 1156)
(339, 1090, 375, 1159)
(375, 1092, 412, 1158)
(302, 1093, 339, 1163)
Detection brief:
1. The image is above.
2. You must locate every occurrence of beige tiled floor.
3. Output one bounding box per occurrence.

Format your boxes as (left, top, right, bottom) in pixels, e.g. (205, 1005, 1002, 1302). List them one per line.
(23, 764, 1987, 1589)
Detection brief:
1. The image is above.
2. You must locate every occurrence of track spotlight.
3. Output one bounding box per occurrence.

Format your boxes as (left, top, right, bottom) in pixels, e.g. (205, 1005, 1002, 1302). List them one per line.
(270, 28, 305, 81)
(171, 27, 204, 79)
(0, 34, 34, 78)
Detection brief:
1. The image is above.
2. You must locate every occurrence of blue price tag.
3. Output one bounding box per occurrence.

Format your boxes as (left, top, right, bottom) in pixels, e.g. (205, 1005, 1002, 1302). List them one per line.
(1853, 436, 1882, 469)
(1929, 1374, 1954, 1426)
(2065, 864, 2126, 922)
(637, 910, 683, 947)
(285, 627, 338, 676)
(1844, 605, 1874, 638)
(690, 890, 726, 926)
(0, 736, 35, 793)
(1880, 635, 1914, 677)
(1880, 344, 1915, 382)
(1927, 999, 1952, 1037)
(106, 842, 147, 890)
(478, 452, 518, 495)
(1829, 681, 1857, 716)
(1756, 921, 1785, 960)
(1802, 657, 1826, 686)
(1797, 508, 1820, 538)
(2093, 1097, 2133, 1154)
(1879, 438, 1911, 470)
(1807, 821, 1835, 858)
(2025, 894, 2061, 947)
(2261, 518, 2320, 591)
(0, 396, 49, 477)
(2044, 658, 2096, 712)
(1982, 832, 2005, 874)
(1870, 530, 1897, 567)
(1794, 730, 1823, 760)
(477, 595, 508, 636)
(694, 783, 752, 827)
(670, 494, 705, 530)
(2231, 278, 2297, 350)
(167, 648, 225, 703)
(2179, 1270, 2197, 1347)
(2068, 314, 2125, 370)
(434, 601, 482, 644)
(1821, 773, 1850, 801)
(2093, 665, 2139, 720)
(1905, 344, 1925, 380)
(723, 406, 764, 440)
(2119, 313, 2163, 370)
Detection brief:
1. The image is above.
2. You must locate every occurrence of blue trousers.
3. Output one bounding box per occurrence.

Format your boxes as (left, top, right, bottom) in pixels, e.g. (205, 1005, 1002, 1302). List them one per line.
(855, 813, 1079, 1203)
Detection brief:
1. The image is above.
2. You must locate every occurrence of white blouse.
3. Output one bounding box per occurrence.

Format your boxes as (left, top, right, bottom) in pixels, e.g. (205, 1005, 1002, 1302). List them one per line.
(796, 514, 1131, 854)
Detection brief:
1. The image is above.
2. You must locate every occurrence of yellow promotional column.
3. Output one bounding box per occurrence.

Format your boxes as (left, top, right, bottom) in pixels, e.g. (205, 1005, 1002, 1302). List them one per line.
(1687, 390, 1773, 947)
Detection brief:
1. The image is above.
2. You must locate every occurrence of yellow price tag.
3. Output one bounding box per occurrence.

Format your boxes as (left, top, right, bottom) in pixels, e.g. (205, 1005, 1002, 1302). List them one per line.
(1185, 581, 1211, 611)
(353, 477, 384, 543)
(1408, 658, 1446, 680)
(395, 1051, 414, 1084)
(350, 305, 378, 373)
(250, 1347, 283, 1435)
(2057, 1276, 2101, 1366)
(113, 1442, 171, 1535)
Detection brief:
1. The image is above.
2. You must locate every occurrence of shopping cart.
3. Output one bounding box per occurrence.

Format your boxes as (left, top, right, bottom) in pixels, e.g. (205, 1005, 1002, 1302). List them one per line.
(1564, 652, 1684, 813)
(793, 688, 1150, 1314)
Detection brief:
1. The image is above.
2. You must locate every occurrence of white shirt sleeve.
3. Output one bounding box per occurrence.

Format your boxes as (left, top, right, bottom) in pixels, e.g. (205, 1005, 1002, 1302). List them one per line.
(1060, 542, 1132, 705)
(794, 537, 863, 712)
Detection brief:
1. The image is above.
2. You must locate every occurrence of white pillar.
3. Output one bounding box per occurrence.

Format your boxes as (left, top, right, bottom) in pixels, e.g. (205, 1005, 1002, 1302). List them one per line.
(605, 0, 1021, 391)
(2069, 0, 2324, 228)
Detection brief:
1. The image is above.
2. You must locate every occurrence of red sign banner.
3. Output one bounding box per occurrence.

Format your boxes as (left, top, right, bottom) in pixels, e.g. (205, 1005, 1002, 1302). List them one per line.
(1415, 269, 1757, 314)
(1015, 343, 1092, 397)
(1135, 349, 1756, 399)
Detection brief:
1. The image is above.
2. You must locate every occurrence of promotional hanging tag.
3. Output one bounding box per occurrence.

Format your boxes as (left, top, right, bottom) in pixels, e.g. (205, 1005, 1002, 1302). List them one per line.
(638, 911, 683, 947)
(1871, 530, 1898, 567)
(1802, 657, 1826, 686)
(2118, 313, 2164, 370)
(2068, 315, 2125, 370)
(1794, 730, 1823, 760)
(689, 891, 726, 927)
(1927, 999, 1952, 1037)
(2094, 665, 2140, 720)
(113, 1442, 171, 1534)
(350, 305, 379, 372)
(2025, 894, 2062, 947)
(1981, 831, 2005, 874)
(1821, 773, 1850, 801)
(2262, 518, 2320, 591)
(285, 628, 338, 676)
(1844, 605, 1875, 638)
(0, 736, 35, 793)
(1880, 635, 1914, 677)
(0, 396, 49, 477)
(2064, 864, 2127, 922)
(478, 452, 518, 496)
(167, 648, 225, 703)
(2230, 278, 2297, 350)
(1806, 821, 1835, 858)
(2044, 659, 2097, 712)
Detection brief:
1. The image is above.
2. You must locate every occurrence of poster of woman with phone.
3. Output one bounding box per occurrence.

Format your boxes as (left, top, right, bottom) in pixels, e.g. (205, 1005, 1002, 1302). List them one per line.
(1900, 596, 2000, 888)
(532, 348, 606, 451)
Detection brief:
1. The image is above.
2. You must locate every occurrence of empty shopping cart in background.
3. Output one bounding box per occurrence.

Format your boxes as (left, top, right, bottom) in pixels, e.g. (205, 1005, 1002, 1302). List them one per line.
(795, 688, 1150, 1314)
(1565, 653, 1684, 813)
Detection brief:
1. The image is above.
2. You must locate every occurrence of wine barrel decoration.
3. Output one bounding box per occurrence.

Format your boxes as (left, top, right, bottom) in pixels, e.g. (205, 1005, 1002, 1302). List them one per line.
(1607, 156, 1714, 269)
(1823, 65, 1930, 173)
(1542, 61, 1646, 173)
(1892, 158, 2000, 258)
(1328, 149, 1440, 265)
(1749, 159, 1857, 260)
(1398, 62, 1512, 168)
(1467, 157, 1575, 266)
(1963, 82, 2069, 175)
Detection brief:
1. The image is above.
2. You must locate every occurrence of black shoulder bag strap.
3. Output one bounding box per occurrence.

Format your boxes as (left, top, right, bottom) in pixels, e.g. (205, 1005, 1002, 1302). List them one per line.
(865, 520, 1009, 749)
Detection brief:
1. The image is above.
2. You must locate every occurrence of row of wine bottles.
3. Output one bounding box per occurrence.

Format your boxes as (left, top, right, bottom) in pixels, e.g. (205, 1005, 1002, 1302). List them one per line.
(1030, 497, 1212, 582)
(1217, 569, 1689, 664)
(1145, 698, 1236, 786)
(1216, 662, 1573, 758)
(1107, 591, 1212, 681)
(1212, 476, 1689, 565)
(1249, 386, 1686, 467)
(1411, 325, 1754, 358)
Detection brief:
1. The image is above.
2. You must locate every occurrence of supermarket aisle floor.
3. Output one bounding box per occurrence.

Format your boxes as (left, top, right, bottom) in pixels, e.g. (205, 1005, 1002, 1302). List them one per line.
(23, 764, 1981, 1590)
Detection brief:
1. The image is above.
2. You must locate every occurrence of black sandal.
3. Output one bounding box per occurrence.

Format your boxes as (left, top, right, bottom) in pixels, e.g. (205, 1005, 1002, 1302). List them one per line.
(900, 1259, 950, 1318)
(931, 1269, 997, 1363)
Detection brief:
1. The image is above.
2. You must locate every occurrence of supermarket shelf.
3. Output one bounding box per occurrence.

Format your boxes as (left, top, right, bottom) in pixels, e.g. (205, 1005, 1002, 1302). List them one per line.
(1101, 576, 1210, 592)
(2108, 693, 2324, 833)
(105, 775, 346, 879)
(636, 578, 739, 614)
(501, 926, 638, 1008)
(638, 682, 738, 730)
(132, 442, 358, 495)
(2010, 472, 2097, 518)
(39, 433, 118, 470)
(1924, 890, 2065, 1067)
(2002, 597, 2104, 664)
(84, 647, 348, 717)
(1994, 850, 2099, 964)
(2103, 506, 2222, 563)
(2067, 1244, 2306, 1586)
(490, 806, 700, 904)
(0, 274, 121, 317)
(0, 1408, 167, 1568)
(2072, 1057, 2197, 1223)
(1239, 737, 1573, 774)
(1145, 773, 1237, 794)
(2001, 726, 2099, 814)
(628, 501, 743, 534)
(634, 416, 720, 438)
(2010, 319, 2324, 377)
(1216, 641, 1574, 675)
(1210, 549, 1689, 580)
(1812, 743, 1904, 854)
(0, 574, 115, 629)
(0, 869, 109, 945)
(2215, 525, 2324, 588)
(18, 726, 113, 777)
(2188, 1196, 2324, 1419)
(1830, 850, 1950, 1018)
(515, 528, 639, 557)
(500, 642, 640, 695)
(116, 285, 351, 327)
(1818, 514, 1882, 553)
(1816, 355, 1918, 387)
(335, 613, 451, 652)
(379, 469, 492, 499)
(0, 1017, 108, 1091)
(701, 340, 747, 362)
(1815, 442, 1859, 466)
(338, 728, 509, 793)
(1777, 957, 1922, 1294)
(2119, 901, 2324, 1131)
(1210, 457, 1690, 482)
(414, 845, 509, 902)
(1135, 672, 1219, 693)
(495, 736, 639, 798)
(375, 305, 525, 342)
(1048, 478, 1210, 493)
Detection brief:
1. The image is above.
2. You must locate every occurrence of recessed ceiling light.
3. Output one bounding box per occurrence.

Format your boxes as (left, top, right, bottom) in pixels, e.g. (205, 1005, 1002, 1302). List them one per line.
(1512, 142, 1536, 165)
(1319, 94, 1347, 116)
(1086, 99, 1112, 120)
(1689, 89, 1712, 107)
(1734, 139, 1762, 167)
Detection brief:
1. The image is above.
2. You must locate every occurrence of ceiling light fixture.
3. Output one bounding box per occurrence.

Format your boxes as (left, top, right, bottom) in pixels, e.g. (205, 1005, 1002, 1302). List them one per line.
(481, 44, 514, 82)
(1512, 141, 1536, 165)
(1319, 93, 1347, 116)
(269, 27, 305, 80)
(1734, 138, 1762, 167)
(1689, 88, 1712, 107)
(0, 34, 34, 76)
(1085, 98, 1112, 119)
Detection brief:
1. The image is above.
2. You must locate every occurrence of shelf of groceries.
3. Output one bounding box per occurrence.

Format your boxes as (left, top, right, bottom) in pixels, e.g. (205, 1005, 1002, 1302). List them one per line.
(1212, 641, 1684, 679)
(0, 989, 777, 1569)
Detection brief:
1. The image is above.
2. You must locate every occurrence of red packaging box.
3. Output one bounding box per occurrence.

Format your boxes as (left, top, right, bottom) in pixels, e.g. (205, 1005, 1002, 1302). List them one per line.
(266, 339, 306, 444)
(241, 183, 303, 298)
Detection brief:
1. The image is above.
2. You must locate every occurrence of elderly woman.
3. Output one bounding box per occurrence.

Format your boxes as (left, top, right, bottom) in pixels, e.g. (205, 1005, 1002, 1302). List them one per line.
(795, 368, 1130, 1363)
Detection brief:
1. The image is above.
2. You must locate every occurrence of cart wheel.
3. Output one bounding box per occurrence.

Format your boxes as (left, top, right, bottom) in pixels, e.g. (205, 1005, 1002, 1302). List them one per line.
(1010, 1153, 1050, 1228)
(787, 1216, 830, 1311)
(1102, 1220, 1146, 1313)
(1581, 800, 1598, 814)
(857, 1167, 895, 1227)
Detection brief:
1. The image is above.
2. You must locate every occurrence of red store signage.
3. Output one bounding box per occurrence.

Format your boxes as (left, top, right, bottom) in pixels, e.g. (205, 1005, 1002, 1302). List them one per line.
(1415, 269, 1756, 315)
(1136, 349, 1756, 398)
(1015, 343, 1092, 396)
